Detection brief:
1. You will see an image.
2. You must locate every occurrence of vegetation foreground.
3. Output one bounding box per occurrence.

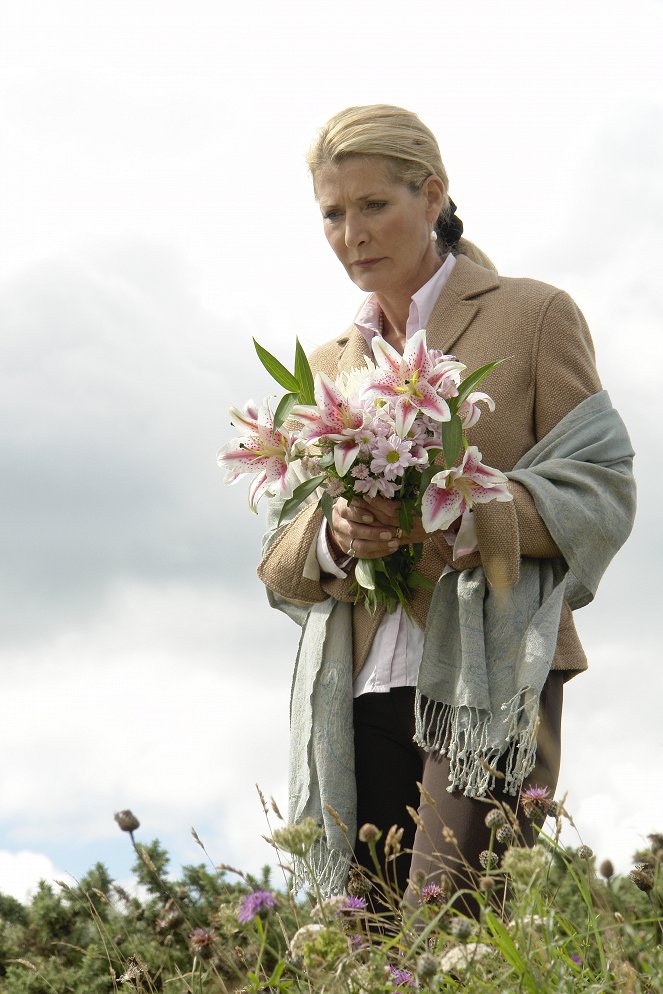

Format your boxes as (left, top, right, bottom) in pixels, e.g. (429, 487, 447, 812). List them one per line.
(0, 788, 661, 993)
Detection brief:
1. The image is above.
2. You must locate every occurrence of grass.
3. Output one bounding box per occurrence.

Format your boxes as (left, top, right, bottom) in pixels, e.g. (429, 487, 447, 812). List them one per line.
(0, 786, 661, 993)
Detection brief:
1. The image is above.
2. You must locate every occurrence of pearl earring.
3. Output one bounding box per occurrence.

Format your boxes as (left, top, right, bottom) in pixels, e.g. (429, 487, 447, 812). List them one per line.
(430, 228, 438, 242)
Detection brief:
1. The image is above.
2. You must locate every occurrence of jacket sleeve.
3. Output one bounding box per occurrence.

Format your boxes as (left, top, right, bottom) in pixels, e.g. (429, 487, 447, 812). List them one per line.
(470, 289, 603, 588)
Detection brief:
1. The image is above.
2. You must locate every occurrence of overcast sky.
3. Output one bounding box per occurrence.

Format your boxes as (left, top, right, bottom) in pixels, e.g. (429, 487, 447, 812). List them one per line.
(1, 0, 661, 902)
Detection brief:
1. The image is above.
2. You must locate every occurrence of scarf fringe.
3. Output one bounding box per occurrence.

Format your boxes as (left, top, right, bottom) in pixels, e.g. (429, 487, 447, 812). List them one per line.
(413, 688, 539, 798)
(291, 838, 353, 897)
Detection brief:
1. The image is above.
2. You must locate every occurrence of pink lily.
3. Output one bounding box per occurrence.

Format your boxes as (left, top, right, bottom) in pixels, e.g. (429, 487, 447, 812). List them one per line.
(217, 399, 292, 511)
(457, 391, 495, 429)
(292, 372, 366, 475)
(361, 329, 462, 437)
(421, 445, 512, 532)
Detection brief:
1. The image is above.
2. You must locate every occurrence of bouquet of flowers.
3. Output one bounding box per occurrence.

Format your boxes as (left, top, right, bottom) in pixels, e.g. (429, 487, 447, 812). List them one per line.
(218, 331, 512, 614)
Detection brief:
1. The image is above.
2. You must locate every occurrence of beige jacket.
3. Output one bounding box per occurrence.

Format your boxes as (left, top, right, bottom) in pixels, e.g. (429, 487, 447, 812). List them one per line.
(257, 255, 602, 678)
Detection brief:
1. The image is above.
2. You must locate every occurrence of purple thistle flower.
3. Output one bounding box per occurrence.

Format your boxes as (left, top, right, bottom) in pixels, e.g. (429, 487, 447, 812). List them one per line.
(388, 964, 416, 987)
(421, 882, 446, 905)
(520, 784, 552, 818)
(570, 953, 583, 966)
(348, 932, 366, 951)
(341, 895, 368, 912)
(237, 889, 278, 924)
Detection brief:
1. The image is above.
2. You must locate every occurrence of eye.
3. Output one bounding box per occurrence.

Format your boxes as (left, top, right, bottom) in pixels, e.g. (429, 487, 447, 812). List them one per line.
(322, 209, 342, 222)
(366, 201, 387, 211)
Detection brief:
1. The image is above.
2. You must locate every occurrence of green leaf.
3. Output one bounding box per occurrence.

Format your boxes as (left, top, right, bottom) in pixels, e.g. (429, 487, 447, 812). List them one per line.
(294, 338, 315, 404)
(320, 492, 334, 527)
(355, 558, 376, 591)
(398, 500, 414, 534)
(451, 358, 508, 412)
(274, 392, 298, 429)
(277, 474, 327, 525)
(442, 414, 463, 467)
(253, 338, 300, 392)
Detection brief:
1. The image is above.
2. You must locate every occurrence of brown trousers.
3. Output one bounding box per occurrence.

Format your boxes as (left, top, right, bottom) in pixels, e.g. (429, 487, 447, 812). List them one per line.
(352, 674, 564, 909)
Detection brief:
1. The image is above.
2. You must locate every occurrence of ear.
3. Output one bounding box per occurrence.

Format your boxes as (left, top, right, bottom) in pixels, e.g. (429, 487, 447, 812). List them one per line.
(422, 174, 446, 222)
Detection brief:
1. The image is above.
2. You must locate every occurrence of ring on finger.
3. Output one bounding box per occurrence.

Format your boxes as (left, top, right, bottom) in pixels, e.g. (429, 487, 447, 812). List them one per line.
(395, 526, 403, 540)
(347, 539, 356, 557)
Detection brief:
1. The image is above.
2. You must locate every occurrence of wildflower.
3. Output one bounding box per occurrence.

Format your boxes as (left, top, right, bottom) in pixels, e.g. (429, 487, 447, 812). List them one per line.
(189, 928, 215, 957)
(485, 807, 508, 830)
(358, 823, 381, 844)
(629, 863, 654, 892)
(438, 943, 492, 975)
(520, 784, 552, 819)
(295, 925, 350, 971)
(290, 923, 324, 962)
(341, 895, 368, 913)
(422, 445, 512, 532)
(501, 844, 551, 887)
(421, 882, 446, 905)
(450, 916, 473, 940)
(577, 845, 594, 861)
(114, 809, 140, 834)
(479, 849, 498, 870)
(570, 954, 583, 966)
(237, 889, 277, 924)
(269, 817, 322, 857)
(348, 932, 365, 952)
(480, 875, 497, 892)
(599, 859, 615, 880)
(119, 956, 145, 983)
(387, 963, 416, 987)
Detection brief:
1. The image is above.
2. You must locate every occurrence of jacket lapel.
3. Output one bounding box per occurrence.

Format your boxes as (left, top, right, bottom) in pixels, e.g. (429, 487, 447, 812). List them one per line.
(426, 255, 500, 354)
(333, 256, 500, 366)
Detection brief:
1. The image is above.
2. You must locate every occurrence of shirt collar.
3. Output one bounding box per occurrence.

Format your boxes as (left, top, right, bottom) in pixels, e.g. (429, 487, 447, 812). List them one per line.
(354, 253, 457, 345)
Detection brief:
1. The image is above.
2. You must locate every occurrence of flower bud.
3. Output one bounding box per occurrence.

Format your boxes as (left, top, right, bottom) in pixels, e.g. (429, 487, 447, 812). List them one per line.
(599, 859, 615, 880)
(114, 810, 140, 834)
(358, 823, 381, 844)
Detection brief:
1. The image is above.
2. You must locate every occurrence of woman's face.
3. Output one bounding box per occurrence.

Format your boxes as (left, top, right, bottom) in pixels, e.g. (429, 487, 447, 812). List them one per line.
(315, 157, 445, 300)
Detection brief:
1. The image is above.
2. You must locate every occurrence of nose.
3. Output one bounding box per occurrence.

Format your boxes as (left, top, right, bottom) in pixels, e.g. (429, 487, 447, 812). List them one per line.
(344, 211, 367, 249)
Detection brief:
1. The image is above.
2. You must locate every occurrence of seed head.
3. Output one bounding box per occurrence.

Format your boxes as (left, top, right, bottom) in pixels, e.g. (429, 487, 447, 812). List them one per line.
(629, 863, 654, 892)
(450, 916, 473, 940)
(415, 953, 439, 981)
(577, 845, 594, 861)
(479, 849, 498, 870)
(479, 875, 496, 892)
(485, 808, 508, 830)
(599, 859, 615, 880)
(346, 865, 371, 897)
(496, 825, 516, 846)
(384, 824, 404, 857)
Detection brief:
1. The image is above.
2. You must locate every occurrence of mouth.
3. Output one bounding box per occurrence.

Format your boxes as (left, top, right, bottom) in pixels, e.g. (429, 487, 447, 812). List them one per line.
(352, 257, 384, 269)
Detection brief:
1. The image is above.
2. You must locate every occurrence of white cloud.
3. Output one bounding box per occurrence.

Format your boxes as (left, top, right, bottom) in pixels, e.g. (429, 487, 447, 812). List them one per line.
(0, 851, 71, 904)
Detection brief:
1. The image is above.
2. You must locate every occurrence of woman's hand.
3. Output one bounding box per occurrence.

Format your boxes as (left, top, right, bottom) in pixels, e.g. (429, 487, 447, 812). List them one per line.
(330, 495, 460, 560)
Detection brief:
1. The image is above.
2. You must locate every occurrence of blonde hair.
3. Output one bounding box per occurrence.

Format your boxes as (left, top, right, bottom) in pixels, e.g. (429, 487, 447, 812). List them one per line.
(307, 104, 496, 272)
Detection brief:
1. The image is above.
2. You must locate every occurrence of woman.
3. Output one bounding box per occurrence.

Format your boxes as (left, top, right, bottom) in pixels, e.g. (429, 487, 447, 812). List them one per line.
(257, 105, 636, 912)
